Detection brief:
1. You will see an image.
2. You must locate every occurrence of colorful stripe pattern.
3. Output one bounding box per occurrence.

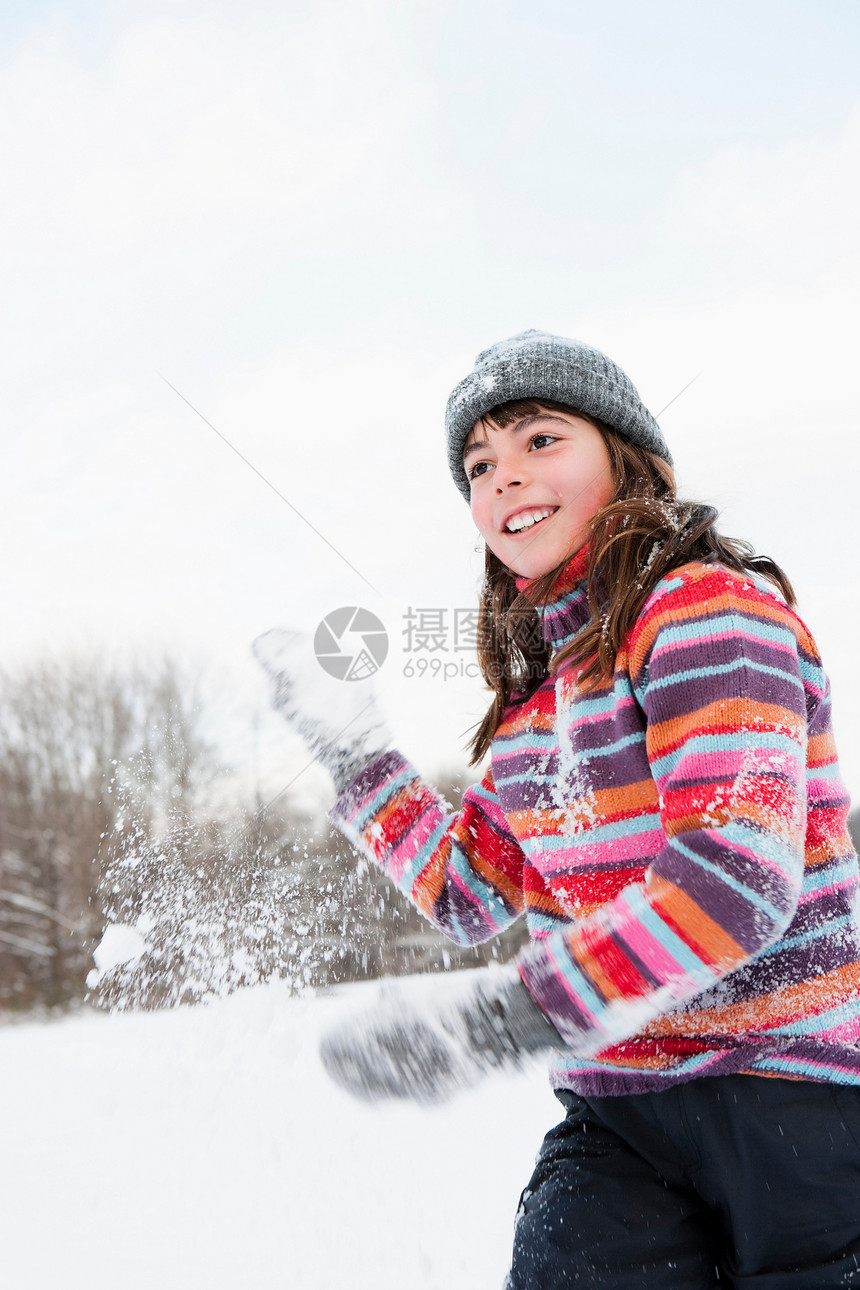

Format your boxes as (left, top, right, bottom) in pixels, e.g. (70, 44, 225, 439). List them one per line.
(330, 551, 860, 1094)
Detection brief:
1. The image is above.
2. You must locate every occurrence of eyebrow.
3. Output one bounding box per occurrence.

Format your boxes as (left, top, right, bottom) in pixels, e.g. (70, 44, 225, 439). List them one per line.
(462, 413, 562, 464)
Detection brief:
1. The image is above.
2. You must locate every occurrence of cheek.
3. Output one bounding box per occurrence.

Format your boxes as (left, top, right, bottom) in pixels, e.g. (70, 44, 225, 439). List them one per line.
(471, 499, 511, 562)
(593, 474, 615, 512)
(572, 458, 614, 517)
(470, 494, 494, 542)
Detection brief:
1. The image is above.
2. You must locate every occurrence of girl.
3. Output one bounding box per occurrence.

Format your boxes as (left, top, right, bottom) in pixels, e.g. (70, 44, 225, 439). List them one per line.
(255, 330, 860, 1288)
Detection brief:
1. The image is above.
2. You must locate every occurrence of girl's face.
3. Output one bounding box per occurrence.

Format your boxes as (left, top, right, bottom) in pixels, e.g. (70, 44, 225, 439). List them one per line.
(464, 409, 615, 579)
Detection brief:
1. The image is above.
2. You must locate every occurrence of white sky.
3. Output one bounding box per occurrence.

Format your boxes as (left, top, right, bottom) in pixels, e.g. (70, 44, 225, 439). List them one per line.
(3, 0, 860, 800)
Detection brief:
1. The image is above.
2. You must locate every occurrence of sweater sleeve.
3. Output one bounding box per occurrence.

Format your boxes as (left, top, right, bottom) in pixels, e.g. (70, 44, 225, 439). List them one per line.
(517, 570, 811, 1054)
(328, 749, 526, 946)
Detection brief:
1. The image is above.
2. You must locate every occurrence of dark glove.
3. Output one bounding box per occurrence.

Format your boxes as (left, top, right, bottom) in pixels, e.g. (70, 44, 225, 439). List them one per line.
(320, 969, 563, 1104)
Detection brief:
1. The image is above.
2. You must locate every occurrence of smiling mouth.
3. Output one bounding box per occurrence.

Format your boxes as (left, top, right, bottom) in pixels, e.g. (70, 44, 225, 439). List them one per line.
(504, 507, 558, 534)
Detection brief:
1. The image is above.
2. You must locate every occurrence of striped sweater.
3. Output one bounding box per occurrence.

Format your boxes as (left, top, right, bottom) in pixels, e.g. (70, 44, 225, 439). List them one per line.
(330, 548, 860, 1095)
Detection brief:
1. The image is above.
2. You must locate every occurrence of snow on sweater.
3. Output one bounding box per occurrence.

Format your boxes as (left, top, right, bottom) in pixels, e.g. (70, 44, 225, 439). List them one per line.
(329, 548, 860, 1095)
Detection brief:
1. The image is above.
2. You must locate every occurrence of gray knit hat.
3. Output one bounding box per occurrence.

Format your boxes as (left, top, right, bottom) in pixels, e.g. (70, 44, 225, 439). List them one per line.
(445, 329, 671, 501)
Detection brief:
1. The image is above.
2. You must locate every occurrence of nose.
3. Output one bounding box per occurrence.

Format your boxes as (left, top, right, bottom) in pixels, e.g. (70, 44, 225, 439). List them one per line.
(493, 455, 527, 493)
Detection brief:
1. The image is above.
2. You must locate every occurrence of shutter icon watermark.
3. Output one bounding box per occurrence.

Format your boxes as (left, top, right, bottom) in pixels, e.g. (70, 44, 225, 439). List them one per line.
(314, 607, 389, 681)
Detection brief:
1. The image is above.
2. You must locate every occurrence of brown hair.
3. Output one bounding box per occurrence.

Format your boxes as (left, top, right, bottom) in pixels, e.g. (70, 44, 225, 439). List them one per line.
(466, 399, 795, 765)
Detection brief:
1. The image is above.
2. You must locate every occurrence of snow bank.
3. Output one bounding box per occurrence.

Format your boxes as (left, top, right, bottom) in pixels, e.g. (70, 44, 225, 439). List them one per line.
(0, 974, 559, 1290)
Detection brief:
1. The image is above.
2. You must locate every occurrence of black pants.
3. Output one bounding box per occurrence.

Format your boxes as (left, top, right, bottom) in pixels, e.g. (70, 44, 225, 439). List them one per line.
(506, 1075, 860, 1289)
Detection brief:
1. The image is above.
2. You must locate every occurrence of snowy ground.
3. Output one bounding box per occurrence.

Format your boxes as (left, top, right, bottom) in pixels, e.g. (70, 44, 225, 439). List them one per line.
(0, 973, 560, 1290)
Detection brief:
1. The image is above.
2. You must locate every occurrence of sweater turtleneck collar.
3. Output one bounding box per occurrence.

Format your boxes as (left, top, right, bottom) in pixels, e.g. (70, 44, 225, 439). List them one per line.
(514, 544, 595, 653)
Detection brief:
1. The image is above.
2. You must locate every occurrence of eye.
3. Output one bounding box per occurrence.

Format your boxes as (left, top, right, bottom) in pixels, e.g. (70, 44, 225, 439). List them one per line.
(529, 432, 558, 450)
(467, 459, 491, 481)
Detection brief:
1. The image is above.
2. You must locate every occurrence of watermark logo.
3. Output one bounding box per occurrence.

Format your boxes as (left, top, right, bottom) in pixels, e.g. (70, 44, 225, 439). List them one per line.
(314, 607, 389, 681)
(314, 604, 543, 684)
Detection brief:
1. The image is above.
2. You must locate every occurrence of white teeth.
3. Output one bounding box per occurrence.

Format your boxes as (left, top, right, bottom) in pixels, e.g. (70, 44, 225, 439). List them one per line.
(506, 507, 555, 533)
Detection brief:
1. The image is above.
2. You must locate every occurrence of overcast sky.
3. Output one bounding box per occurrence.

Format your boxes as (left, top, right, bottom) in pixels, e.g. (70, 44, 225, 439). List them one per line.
(3, 0, 860, 800)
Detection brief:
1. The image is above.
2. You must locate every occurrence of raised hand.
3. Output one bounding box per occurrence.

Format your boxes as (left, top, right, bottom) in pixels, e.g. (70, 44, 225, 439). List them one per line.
(253, 629, 392, 793)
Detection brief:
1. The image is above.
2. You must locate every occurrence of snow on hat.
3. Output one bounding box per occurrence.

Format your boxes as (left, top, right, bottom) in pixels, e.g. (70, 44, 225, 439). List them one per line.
(445, 329, 671, 502)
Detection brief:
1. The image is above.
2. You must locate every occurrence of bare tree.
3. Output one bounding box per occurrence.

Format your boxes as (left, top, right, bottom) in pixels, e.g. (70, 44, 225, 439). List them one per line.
(0, 655, 217, 1009)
